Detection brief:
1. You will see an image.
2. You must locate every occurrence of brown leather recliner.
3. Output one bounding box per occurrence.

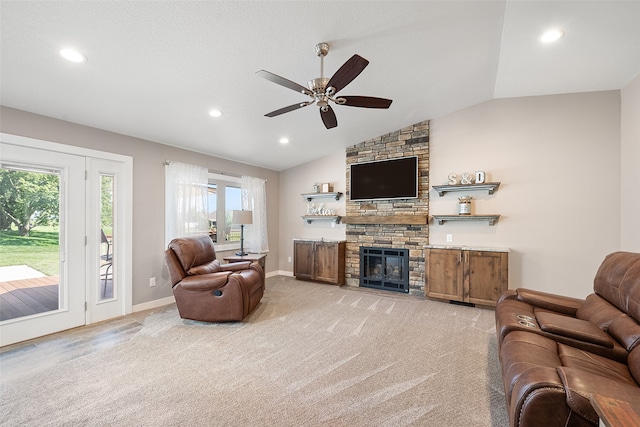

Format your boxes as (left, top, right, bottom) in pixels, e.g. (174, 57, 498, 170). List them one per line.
(165, 235, 265, 322)
(495, 251, 640, 427)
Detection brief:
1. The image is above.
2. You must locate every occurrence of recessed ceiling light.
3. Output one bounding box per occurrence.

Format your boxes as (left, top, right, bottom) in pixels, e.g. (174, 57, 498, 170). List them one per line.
(540, 29, 565, 43)
(209, 109, 223, 118)
(59, 48, 87, 63)
(279, 137, 289, 144)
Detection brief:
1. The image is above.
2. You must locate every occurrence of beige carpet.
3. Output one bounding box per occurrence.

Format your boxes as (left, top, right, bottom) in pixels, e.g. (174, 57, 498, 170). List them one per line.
(0, 276, 508, 426)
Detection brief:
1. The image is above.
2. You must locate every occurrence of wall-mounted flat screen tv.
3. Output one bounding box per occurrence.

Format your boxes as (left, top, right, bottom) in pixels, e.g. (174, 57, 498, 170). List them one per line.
(350, 156, 418, 201)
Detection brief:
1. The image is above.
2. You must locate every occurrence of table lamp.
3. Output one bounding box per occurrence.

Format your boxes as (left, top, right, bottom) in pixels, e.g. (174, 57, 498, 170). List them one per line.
(232, 209, 253, 256)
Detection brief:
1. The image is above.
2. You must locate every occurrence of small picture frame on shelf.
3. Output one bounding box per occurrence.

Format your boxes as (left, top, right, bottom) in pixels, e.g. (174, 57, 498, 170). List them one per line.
(321, 183, 332, 193)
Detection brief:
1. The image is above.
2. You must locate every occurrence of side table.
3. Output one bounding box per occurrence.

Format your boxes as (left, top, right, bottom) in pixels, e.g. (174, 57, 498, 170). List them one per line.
(223, 253, 267, 270)
(591, 394, 640, 427)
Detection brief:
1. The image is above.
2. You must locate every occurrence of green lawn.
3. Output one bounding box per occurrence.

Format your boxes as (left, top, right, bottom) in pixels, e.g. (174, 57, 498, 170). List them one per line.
(0, 227, 60, 276)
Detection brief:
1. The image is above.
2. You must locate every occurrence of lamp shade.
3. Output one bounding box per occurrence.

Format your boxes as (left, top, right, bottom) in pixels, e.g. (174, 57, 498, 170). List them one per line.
(232, 210, 253, 225)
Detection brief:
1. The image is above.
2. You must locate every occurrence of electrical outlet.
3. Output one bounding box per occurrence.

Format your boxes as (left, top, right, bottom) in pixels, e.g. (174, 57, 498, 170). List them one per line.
(287, 256, 292, 263)
(446, 234, 453, 243)
(149, 277, 156, 287)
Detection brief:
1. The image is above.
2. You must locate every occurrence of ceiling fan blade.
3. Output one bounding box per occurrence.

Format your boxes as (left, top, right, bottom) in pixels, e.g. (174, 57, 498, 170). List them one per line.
(256, 70, 311, 95)
(326, 54, 369, 94)
(265, 102, 309, 117)
(340, 96, 393, 109)
(320, 105, 337, 129)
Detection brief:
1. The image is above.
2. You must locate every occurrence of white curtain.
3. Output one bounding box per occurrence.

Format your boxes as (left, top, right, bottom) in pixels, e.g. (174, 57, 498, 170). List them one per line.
(165, 162, 208, 246)
(241, 175, 269, 253)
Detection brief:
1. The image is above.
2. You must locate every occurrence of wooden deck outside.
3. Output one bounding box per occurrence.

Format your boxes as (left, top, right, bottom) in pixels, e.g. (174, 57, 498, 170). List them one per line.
(0, 275, 114, 322)
(0, 276, 59, 321)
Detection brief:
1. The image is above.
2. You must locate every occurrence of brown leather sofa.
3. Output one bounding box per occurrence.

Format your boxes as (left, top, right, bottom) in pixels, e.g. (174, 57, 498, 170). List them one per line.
(495, 251, 640, 427)
(165, 235, 265, 322)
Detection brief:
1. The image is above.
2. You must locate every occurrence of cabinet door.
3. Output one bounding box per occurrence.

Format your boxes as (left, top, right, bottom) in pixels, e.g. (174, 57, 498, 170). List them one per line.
(426, 249, 463, 302)
(293, 241, 314, 280)
(466, 251, 508, 306)
(314, 242, 344, 285)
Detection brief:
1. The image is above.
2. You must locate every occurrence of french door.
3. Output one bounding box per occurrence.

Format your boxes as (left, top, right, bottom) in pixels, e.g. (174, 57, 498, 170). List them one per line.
(86, 157, 131, 323)
(0, 134, 132, 346)
(0, 143, 86, 345)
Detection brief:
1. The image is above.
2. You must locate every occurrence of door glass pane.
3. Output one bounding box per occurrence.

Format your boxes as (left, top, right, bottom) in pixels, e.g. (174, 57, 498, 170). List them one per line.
(0, 166, 61, 321)
(225, 186, 241, 241)
(99, 174, 114, 300)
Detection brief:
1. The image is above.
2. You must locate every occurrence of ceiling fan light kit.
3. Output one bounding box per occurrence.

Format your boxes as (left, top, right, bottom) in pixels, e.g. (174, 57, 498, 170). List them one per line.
(257, 42, 392, 129)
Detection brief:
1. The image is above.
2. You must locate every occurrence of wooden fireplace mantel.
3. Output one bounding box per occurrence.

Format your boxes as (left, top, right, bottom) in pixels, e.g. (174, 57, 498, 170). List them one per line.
(341, 215, 428, 225)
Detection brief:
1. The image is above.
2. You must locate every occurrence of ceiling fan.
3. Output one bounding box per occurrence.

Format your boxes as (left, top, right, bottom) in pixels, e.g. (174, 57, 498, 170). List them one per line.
(257, 43, 393, 129)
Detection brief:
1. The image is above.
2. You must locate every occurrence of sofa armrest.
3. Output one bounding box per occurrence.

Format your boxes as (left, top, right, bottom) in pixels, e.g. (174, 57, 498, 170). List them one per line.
(219, 261, 252, 272)
(536, 311, 614, 348)
(557, 367, 640, 425)
(497, 289, 518, 304)
(179, 272, 232, 291)
(516, 288, 584, 316)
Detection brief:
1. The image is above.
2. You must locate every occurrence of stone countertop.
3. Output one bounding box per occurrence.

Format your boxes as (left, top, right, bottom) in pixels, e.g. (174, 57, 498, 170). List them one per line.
(425, 244, 510, 252)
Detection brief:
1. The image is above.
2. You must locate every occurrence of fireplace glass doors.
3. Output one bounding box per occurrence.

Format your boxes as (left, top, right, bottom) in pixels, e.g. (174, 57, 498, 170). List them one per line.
(360, 247, 409, 293)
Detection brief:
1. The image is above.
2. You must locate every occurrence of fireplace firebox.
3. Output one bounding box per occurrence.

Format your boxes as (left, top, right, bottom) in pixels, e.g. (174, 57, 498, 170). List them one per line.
(360, 247, 409, 293)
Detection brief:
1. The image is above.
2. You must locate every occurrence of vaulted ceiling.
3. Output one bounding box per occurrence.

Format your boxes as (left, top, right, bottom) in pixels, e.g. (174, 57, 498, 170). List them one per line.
(1, 1, 639, 171)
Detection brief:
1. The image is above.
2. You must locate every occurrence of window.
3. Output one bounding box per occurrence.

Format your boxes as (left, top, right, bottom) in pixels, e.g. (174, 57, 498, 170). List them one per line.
(208, 173, 242, 249)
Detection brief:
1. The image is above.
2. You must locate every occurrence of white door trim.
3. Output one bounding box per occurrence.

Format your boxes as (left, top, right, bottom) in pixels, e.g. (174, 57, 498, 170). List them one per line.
(1, 132, 133, 330)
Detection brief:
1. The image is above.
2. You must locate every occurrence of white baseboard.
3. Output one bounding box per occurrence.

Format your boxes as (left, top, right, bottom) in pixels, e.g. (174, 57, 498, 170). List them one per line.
(132, 296, 175, 313)
(268, 270, 293, 278)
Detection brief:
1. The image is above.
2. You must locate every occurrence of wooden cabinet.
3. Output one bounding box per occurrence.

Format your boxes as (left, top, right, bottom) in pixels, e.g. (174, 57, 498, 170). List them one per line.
(426, 247, 508, 307)
(293, 240, 345, 285)
(293, 241, 314, 281)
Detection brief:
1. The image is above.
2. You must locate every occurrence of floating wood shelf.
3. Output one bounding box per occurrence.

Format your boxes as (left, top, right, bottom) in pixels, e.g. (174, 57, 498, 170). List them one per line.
(432, 182, 501, 197)
(341, 215, 428, 225)
(302, 215, 342, 224)
(432, 215, 501, 226)
(301, 192, 342, 202)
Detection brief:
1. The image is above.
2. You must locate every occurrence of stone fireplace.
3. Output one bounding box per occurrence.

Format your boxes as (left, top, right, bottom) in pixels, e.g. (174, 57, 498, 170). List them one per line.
(360, 246, 410, 293)
(344, 120, 429, 296)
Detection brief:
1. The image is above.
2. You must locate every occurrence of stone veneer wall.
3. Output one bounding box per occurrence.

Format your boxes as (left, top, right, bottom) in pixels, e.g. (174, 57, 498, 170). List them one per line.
(345, 120, 429, 296)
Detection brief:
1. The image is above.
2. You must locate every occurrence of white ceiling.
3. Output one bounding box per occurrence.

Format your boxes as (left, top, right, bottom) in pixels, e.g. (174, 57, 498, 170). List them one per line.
(1, 1, 639, 171)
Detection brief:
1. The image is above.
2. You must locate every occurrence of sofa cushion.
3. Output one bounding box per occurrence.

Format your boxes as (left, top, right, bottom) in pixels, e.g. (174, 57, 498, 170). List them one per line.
(593, 252, 640, 321)
(168, 235, 217, 272)
(608, 315, 640, 352)
(624, 260, 640, 322)
(576, 293, 626, 330)
(558, 344, 636, 386)
(536, 311, 614, 348)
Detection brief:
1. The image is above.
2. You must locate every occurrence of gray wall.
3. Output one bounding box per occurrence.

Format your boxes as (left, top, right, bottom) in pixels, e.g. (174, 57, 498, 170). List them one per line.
(0, 106, 280, 306)
(621, 74, 640, 252)
(278, 150, 347, 273)
(279, 90, 632, 299)
(429, 91, 621, 298)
